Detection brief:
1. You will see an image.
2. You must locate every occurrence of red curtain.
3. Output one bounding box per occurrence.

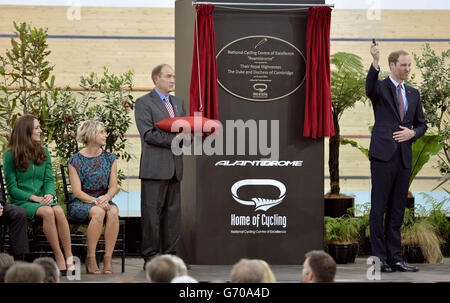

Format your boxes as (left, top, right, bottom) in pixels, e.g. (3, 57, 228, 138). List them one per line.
(303, 6, 335, 138)
(189, 4, 219, 120)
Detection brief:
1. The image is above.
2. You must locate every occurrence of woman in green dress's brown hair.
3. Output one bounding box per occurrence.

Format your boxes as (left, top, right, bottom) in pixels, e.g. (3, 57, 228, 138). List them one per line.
(3, 115, 74, 272)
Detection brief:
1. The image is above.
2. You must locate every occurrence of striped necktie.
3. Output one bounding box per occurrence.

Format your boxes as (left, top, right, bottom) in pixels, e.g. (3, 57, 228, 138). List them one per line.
(164, 96, 175, 118)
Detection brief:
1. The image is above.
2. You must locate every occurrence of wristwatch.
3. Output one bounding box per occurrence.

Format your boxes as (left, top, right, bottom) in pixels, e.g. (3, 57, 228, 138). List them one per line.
(92, 199, 98, 205)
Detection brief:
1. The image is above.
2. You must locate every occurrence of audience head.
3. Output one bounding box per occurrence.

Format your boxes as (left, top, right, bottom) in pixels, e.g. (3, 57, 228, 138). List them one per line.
(230, 258, 265, 283)
(76, 120, 106, 146)
(0, 263, 13, 283)
(8, 114, 46, 171)
(5, 262, 45, 283)
(0, 253, 14, 268)
(0, 254, 15, 283)
(171, 275, 198, 283)
(145, 254, 177, 283)
(33, 257, 60, 283)
(255, 259, 276, 283)
(168, 255, 188, 277)
(301, 250, 336, 283)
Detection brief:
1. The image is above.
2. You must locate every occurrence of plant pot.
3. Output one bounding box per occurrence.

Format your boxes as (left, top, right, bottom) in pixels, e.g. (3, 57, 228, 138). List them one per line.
(403, 244, 426, 263)
(348, 243, 359, 263)
(324, 196, 355, 218)
(328, 243, 353, 264)
(406, 192, 414, 212)
(441, 239, 450, 258)
(358, 235, 372, 257)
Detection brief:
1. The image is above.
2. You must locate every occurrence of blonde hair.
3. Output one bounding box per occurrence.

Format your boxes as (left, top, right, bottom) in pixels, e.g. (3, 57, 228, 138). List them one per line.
(256, 259, 277, 283)
(76, 120, 104, 145)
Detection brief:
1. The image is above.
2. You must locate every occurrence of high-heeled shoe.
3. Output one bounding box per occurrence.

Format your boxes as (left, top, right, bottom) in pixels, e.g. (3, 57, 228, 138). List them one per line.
(85, 256, 101, 274)
(66, 257, 76, 271)
(103, 255, 114, 274)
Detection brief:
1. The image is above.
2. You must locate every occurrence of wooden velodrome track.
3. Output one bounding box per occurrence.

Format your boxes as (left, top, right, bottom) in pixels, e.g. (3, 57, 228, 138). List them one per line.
(0, 6, 449, 193)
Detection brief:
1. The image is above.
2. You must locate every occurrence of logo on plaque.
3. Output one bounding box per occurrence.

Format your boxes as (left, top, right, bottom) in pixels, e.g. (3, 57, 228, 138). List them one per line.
(231, 179, 286, 211)
(216, 35, 306, 102)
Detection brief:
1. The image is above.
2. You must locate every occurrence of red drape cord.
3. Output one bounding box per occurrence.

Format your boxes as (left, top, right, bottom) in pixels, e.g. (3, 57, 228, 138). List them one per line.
(303, 6, 335, 138)
(189, 4, 219, 120)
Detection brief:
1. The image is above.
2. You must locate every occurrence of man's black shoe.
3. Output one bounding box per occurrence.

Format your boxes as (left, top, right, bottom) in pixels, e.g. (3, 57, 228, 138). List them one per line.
(391, 261, 419, 272)
(380, 261, 393, 273)
(143, 256, 155, 270)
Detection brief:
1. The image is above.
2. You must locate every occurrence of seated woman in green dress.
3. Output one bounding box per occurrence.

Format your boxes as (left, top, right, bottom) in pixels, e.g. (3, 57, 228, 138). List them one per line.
(3, 115, 74, 273)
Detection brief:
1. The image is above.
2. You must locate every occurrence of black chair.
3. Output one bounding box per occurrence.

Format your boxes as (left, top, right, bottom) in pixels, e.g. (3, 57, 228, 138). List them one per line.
(0, 166, 7, 253)
(59, 164, 126, 272)
(0, 165, 54, 258)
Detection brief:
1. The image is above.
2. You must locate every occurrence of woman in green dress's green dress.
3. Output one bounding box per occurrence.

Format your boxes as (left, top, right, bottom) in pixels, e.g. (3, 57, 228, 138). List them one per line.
(3, 115, 74, 272)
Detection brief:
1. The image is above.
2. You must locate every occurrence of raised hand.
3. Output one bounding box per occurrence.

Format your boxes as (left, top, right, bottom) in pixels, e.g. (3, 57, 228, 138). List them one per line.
(370, 42, 380, 68)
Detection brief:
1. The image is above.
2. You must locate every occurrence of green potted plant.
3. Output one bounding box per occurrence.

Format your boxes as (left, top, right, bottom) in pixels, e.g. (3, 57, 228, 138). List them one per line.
(325, 52, 368, 217)
(401, 207, 443, 264)
(352, 202, 372, 257)
(421, 193, 450, 257)
(324, 214, 362, 263)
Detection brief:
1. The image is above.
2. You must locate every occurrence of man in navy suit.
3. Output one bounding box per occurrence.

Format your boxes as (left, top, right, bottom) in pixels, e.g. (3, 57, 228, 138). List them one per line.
(366, 42, 427, 272)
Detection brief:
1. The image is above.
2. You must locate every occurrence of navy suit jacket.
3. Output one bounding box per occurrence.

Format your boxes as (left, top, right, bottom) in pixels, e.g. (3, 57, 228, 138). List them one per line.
(365, 65, 427, 168)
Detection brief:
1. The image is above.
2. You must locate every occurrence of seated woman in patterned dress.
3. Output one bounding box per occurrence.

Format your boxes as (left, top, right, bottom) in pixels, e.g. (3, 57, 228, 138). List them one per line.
(3, 115, 74, 273)
(68, 120, 119, 274)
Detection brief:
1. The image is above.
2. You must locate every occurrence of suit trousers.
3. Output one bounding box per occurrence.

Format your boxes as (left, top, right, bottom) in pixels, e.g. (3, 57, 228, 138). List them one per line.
(370, 147, 410, 264)
(1, 203, 29, 255)
(140, 176, 181, 259)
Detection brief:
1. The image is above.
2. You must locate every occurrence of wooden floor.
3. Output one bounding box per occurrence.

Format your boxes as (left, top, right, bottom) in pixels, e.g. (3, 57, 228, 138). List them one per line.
(1, 6, 449, 192)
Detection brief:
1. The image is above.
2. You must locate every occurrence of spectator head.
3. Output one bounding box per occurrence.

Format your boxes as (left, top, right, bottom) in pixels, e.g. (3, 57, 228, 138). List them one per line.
(255, 259, 276, 283)
(171, 275, 198, 283)
(76, 120, 105, 146)
(168, 255, 188, 277)
(145, 255, 177, 283)
(230, 258, 265, 283)
(33, 257, 60, 283)
(0, 253, 15, 282)
(5, 262, 45, 283)
(0, 253, 14, 268)
(301, 250, 336, 283)
(0, 264, 14, 283)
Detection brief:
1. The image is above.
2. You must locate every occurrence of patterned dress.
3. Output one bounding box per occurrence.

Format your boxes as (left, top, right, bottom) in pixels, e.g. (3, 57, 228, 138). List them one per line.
(67, 149, 117, 222)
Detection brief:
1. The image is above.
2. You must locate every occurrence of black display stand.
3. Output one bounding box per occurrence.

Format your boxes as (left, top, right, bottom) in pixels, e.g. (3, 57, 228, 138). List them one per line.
(175, 0, 325, 265)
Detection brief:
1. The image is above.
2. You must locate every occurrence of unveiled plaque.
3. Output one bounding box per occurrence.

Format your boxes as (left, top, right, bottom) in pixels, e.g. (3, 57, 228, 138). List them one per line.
(177, 0, 325, 265)
(216, 35, 306, 102)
